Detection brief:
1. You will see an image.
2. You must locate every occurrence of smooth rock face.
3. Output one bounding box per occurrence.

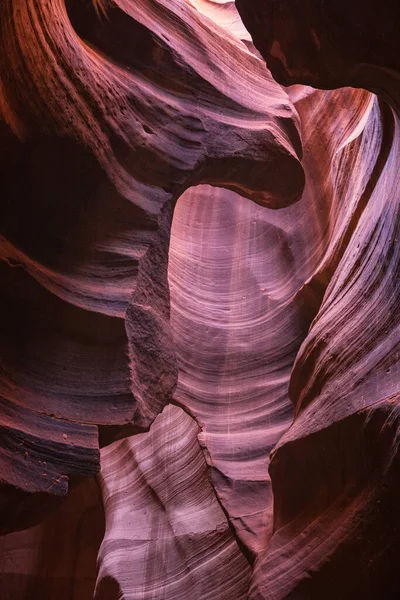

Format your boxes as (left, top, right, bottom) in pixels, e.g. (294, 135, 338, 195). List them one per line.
(95, 404, 251, 599)
(169, 83, 375, 558)
(235, 1, 400, 598)
(1, 0, 400, 598)
(235, 0, 400, 94)
(0, 477, 104, 598)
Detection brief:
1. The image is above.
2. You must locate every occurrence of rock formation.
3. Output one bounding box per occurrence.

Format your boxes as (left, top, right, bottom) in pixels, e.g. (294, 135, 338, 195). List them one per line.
(0, 0, 399, 598)
(96, 404, 251, 600)
(0, 476, 104, 598)
(169, 83, 374, 559)
(236, 1, 400, 598)
(0, 0, 303, 520)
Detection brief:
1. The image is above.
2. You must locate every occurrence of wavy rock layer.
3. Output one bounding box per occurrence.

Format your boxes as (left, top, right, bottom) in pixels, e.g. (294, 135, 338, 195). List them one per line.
(95, 404, 251, 599)
(250, 102, 400, 600)
(1, 0, 400, 598)
(169, 84, 375, 557)
(0, 0, 303, 515)
(170, 184, 299, 555)
(186, 0, 251, 40)
(236, 1, 400, 598)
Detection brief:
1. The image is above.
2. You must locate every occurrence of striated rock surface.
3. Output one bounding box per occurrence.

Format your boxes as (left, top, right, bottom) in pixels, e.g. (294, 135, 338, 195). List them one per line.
(0, 0, 303, 515)
(2, 0, 400, 598)
(252, 104, 400, 600)
(169, 84, 375, 557)
(95, 404, 251, 599)
(235, 1, 400, 598)
(186, 0, 252, 41)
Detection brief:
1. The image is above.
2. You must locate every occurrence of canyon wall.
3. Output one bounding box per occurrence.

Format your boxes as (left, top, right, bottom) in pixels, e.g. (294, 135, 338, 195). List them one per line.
(0, 0, 399, 598)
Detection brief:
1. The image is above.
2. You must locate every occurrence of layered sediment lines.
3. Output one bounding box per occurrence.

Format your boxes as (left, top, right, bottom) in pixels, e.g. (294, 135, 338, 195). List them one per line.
(169, 85, 376, 556)
(0, 0, 303, 510)
(95, 404, 251, 599)
(186, 0, 251, 40)
(236, 1, 400, 597)
(1, 0, 400, 598)
(251, 102, 400, 600)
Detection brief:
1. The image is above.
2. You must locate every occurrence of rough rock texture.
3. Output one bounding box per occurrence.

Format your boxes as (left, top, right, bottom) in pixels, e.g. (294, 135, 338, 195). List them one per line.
(1, 0, 400, 598)
(0, 0, 303, 516)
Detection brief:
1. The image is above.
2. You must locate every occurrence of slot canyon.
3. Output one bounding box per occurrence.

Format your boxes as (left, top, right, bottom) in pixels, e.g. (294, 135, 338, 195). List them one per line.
(0, 0, 400, 598)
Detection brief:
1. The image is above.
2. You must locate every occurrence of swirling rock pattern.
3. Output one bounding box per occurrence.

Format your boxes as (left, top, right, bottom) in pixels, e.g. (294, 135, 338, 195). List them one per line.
(170, 184, 300, 556)
(0, 0, 303, 515)
(1, 0, 400, 598)
(95, 404, 251, 599)
(236, 0, 400, 597)
(251, 105, 400, 600)
(185, 0, 251, 41)
(169, 84, 375, 557)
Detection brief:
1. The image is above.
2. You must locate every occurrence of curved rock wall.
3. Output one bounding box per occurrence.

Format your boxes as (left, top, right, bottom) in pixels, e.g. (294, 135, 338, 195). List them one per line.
(96, 404, 251, 599)
(1, 0, 400, 598)
(236, 1, 400, 597)
(168, 84, 375, 558)
(0, 0, 302, 514)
